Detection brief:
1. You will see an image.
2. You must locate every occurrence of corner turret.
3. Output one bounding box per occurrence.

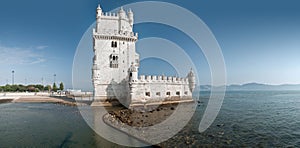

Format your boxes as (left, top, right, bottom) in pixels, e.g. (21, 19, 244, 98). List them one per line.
(96, 4, 102, 32)
(128, 9, 134, 27)
(96, 4, 102, 20)
(187, 68, 196, 92)
(118, 7, 126, 20)
(129, 63, 138, 82)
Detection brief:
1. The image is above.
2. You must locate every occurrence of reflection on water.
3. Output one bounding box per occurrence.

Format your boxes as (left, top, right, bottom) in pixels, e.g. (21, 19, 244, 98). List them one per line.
(0, 91, 300, 147)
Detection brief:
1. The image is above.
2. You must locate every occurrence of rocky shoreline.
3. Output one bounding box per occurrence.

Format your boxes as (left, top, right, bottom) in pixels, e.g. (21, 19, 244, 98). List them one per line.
(102, 102, 197, 146)
(104, 103, 177, 127)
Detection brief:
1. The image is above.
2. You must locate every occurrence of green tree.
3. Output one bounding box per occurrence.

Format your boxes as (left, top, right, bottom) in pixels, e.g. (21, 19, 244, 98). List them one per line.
(27, 86, 36, 92)
(4, 84, 12, 92)
(52, 83, 58, 92)
(18, 85, 26, 92)
(59, 82, 64, 91)
(44, 85, 51, 92)
(35, 84, 44, 91)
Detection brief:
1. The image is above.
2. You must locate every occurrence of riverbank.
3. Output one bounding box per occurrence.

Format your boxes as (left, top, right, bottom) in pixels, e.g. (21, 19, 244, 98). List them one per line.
(0, 95, 84, 106)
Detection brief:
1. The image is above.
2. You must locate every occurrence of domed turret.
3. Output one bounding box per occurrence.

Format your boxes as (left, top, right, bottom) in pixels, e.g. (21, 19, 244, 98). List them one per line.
(128, 9, 134, 26)
(96, 4, 102, 19)
(118, 7, 126, 20)
(187, 68, 196, 92)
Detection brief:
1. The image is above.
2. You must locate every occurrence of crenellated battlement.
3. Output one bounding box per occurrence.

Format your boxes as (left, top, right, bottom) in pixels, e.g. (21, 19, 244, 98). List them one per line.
(99, 11, 132, 19)
(93, 29, 138, 37)
(135, 75, 189, 84)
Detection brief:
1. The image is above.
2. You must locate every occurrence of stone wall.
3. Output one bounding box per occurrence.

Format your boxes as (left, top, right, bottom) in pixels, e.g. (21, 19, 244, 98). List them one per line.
(130, 75, 191, 103)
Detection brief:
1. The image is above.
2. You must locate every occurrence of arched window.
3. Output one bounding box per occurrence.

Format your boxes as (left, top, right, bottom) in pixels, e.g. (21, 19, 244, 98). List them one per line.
(109, 54, 118, 68)
(111, 41, 118, 48)
(111, 41, 114, 47)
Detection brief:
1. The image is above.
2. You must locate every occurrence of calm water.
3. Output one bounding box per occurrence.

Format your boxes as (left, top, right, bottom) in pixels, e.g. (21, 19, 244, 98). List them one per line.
(0, 91, 300, 147)
(0, 103, 119, 147)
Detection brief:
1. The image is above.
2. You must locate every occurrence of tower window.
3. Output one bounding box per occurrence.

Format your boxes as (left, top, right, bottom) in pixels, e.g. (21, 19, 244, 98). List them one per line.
(145, 92, 150, 97)
(109, 54, 118, 68)
(176, 91, 180, 96)
(156, 92, 161, 96)
(166, 92, 170, 96)
(111, 41, 117, 48)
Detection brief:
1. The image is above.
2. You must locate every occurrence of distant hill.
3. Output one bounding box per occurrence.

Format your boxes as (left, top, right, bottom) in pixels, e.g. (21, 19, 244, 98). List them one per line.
(199, 83, 300, 91)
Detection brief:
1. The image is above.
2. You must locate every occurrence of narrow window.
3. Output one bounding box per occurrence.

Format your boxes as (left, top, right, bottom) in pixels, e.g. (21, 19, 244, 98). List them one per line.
(156, 92, 161, 96)
(111, 41, 117, 48)
(176, 91, 180, 96)
(145, 92, 150, 97)
(184, 91, 188, 95)
(111, 41, 114, 47)
(166, 92, 170, 96)
(110, 54, 118, 68)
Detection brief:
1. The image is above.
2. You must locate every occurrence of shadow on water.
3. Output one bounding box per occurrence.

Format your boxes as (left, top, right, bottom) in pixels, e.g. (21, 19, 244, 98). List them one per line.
(59, 132, 73, 148)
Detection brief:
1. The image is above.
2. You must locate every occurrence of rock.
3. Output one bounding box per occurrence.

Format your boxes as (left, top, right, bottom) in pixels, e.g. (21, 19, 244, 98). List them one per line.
(225, 139, 232, 144)
(208, 134, 215, 138)
(217, 124, 224, 127)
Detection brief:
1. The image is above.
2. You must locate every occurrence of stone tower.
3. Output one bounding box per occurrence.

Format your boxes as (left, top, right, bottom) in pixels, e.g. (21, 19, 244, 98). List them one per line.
(92, 4, 139, 101)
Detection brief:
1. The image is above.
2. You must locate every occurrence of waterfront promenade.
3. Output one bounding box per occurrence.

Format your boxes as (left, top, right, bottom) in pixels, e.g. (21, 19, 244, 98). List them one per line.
(0, 92, 79, 106)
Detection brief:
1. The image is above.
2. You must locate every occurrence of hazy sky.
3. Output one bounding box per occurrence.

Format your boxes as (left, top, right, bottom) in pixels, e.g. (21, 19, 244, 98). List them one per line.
(0, 0, 300, 89)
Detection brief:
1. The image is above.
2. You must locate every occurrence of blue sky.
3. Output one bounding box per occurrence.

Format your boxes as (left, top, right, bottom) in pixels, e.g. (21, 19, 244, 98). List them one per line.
(0, 0, 300, 89)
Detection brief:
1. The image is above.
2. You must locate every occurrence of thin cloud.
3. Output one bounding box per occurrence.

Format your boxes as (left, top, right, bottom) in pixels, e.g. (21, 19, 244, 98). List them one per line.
(0, 45, 46, 65)
(36, 45, 48, 50)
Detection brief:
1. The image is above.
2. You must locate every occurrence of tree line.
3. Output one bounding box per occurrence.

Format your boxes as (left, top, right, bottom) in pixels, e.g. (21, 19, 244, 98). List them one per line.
(0, 82, 64, 92)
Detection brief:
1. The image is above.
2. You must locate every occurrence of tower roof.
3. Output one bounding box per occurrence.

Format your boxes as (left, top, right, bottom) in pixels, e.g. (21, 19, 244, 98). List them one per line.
(128, 8, 133, 14)
(119, 7, 125, 13)
(97, 4, 102, 10)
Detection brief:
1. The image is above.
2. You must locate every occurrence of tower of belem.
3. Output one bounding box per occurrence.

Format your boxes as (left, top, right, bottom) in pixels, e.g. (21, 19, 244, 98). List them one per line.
(92, 4, 196, 107)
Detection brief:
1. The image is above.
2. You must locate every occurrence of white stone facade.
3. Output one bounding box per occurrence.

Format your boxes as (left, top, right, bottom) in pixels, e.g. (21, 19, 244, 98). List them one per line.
(92, 4, 195, 106)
